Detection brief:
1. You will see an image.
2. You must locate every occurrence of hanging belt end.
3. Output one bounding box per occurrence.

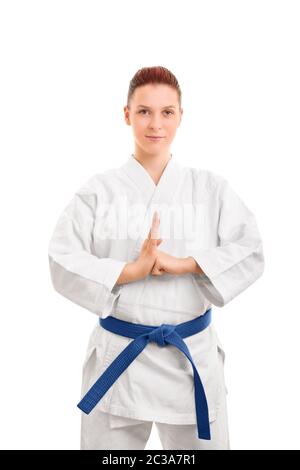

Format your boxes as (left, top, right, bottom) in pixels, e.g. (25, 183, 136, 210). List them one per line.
(77, 401, 92, 415)
(198, 427, 211, 440)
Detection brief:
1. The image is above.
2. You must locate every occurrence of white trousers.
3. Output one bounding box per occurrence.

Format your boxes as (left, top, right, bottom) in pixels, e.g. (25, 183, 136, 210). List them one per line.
(80, 384, 230, 450)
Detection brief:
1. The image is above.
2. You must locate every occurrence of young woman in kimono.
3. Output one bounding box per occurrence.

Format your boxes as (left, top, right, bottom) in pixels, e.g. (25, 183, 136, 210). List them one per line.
(48, 66, 264, 450)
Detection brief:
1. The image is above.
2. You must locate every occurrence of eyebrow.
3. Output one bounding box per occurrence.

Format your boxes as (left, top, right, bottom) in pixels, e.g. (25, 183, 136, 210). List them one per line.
(137, 105, 176, 109)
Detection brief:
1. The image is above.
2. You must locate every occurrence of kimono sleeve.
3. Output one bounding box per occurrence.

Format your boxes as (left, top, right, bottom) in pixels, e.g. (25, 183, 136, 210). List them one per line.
(187, 178, 265, 307)
(48, 180, 127, 318)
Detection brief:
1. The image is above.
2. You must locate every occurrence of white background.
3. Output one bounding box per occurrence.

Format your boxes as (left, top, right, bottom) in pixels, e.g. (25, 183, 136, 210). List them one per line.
(0, 0, 299, 450)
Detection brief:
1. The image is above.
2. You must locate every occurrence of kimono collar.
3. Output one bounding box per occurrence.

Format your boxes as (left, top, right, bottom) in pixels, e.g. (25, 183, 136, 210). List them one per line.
(120, 153, 185, 205)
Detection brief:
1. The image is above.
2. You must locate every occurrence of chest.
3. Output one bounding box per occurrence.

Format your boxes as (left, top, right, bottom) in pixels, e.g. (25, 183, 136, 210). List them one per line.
(92, 182, 219, 259)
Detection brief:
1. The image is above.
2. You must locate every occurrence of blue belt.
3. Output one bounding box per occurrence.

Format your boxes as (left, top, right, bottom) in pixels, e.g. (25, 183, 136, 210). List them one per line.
(77, 308, 212, 440)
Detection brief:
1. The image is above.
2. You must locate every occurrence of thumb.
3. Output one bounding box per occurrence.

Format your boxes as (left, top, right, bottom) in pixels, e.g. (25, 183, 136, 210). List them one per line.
(152, 266, 164, 276)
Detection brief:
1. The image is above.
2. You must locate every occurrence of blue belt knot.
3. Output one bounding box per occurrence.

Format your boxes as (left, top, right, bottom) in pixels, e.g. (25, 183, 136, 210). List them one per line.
(148, 323, 176, 346)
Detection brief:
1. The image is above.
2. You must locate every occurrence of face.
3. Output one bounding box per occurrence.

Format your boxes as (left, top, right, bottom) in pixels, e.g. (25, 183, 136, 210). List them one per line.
(124, 83, 183, 156)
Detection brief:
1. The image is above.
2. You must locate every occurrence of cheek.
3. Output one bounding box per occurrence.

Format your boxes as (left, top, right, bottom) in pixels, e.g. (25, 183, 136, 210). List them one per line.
(132, 119, 147, 134)
(165, 122, 178, 136)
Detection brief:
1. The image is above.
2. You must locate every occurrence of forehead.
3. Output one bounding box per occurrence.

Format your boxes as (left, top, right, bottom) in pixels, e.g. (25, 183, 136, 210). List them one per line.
(132, 83, 178, 107)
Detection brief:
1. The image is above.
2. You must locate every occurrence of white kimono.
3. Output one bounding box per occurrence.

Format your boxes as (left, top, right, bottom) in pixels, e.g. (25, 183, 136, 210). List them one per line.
(48, 154, 264, 425)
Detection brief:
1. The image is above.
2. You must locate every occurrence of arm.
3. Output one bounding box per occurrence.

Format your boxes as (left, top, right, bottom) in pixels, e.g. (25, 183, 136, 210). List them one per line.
(185, 178, 265, 307)
(150, 252, 206, 276)
(49, 187, 161, 317)
(115, 262, 144, 285)
(48, 179, 127, 318)
(178, 256, 205, 275)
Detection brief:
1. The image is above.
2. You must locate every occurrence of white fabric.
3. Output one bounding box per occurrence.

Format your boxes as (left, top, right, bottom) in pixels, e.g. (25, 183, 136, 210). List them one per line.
(48, 153, 264, 425)
(80, 354, 230, 450)
(80, 389, 230, 450)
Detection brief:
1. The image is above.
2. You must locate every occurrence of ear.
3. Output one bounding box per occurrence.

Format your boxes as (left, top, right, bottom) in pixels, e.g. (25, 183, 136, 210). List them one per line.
(178, 107, 183, 126)
(124, 105, 131, 125)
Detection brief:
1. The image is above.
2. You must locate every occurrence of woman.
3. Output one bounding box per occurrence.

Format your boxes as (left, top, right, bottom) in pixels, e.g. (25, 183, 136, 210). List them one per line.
(48, 66, 264, 450)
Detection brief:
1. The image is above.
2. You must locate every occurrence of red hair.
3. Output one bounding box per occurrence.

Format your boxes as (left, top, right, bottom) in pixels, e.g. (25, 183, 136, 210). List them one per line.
(127, 66, 182, 108)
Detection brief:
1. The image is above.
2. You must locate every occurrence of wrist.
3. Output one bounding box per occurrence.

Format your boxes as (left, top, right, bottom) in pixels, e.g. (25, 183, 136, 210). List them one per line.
(131, 260, 147, 281)
(116, 261, 143, 285)
(181, 256, 204, 275)
(126, 261, 142, 282)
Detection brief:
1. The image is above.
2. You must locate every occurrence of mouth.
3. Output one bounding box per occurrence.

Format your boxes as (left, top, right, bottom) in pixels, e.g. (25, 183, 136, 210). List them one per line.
(145, 136, 165, 140)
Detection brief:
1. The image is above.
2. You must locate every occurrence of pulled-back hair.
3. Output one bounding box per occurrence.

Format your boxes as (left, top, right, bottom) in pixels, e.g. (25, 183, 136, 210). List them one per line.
(127, 66, 182, 108)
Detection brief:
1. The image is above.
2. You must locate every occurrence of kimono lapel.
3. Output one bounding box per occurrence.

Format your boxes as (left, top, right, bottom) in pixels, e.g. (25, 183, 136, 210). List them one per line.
(120, 154, 156, 204)
(119, 153, 186, 259)
(120, 153, 185, 205)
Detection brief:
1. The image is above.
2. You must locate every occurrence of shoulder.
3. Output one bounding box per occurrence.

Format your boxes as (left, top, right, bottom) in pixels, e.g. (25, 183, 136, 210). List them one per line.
(75, 168, 119, 194)
(74, 168, 124, 209)
(185, 166, 228, 196)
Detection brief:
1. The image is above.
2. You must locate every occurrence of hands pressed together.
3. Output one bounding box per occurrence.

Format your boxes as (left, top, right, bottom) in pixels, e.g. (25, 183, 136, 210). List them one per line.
(117, 212, 204, 285)
(135, 211, 183, 277)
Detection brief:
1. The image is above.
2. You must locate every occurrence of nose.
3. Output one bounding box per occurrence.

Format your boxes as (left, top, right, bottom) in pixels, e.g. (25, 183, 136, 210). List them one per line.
(149, 114, 163, 130)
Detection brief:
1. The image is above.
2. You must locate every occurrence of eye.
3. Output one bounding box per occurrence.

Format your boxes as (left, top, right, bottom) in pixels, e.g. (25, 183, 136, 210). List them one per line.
(138, 109, 174, 115)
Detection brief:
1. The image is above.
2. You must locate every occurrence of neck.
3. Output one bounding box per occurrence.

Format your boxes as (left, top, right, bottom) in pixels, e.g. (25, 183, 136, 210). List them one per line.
(132, 147, 172, 185)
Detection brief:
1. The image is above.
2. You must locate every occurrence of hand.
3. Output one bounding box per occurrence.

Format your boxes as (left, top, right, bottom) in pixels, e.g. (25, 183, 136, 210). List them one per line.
(151, 253, 204, 277)
(134, 211, 163, 279)
(151, 250, 184, 276)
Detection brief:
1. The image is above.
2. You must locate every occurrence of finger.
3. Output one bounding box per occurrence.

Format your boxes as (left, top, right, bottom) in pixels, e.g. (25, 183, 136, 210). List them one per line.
(145, 213, 160, 249)
(147, 213, 158, 241)
(152, 267, 164, 276)
(151, 260, 163, 276)
(151, 210, 160, 229)
(151, 212, 160, 241)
